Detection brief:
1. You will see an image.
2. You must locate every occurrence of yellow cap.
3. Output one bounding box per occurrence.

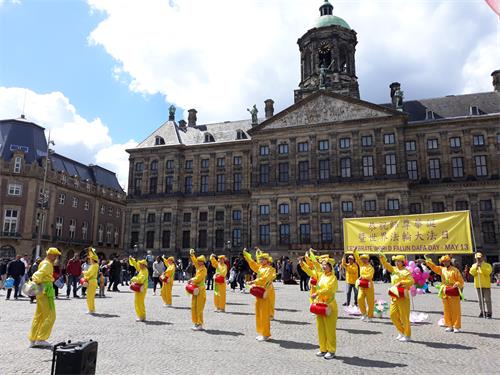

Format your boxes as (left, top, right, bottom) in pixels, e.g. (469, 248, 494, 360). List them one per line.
(167, 256, 175, 262)
(474, 252, 483, 259)
(218, 255, 226, 261)
(360, 254, 370, 260)
(392, 255, 405, 262)
(138, 259, 148, 266)
(439, 255, 451, 263)
(322, 257, 336, 267)
(197, 255, 206, 263)
(257, 252, 271, 261)
(88, 248, 98, 262)
(47, 247, 61, 256)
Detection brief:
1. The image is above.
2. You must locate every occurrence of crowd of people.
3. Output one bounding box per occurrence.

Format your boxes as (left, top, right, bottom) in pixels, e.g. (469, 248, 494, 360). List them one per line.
(0, 247, 495, 360)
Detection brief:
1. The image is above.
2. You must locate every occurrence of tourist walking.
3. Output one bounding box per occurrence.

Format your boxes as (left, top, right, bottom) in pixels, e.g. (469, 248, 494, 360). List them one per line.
(152, 256, 165, 295)
(6, 255, 25, 300)
(65, 253, 81, 298)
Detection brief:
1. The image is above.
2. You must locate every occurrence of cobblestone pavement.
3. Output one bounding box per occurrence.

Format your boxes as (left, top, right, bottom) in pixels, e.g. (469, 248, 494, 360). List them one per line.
(1, 281, 499, 375)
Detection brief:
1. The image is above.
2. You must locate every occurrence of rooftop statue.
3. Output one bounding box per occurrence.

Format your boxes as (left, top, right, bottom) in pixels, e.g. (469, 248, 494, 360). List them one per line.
(247, 105, 258, 125)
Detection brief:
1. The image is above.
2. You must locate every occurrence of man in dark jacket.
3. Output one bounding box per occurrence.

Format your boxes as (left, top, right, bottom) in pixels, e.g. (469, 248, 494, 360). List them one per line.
(65, 253, 82, 298)
(108, 257, 122, 292)
(6, 255, 25, 300)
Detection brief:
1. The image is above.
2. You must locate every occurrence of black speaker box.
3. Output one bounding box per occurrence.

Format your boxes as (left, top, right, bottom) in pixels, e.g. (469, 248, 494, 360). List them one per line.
(51, 340, 98, 375)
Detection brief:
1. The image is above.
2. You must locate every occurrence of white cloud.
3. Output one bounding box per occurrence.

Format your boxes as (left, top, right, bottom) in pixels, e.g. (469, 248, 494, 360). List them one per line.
(87, 0, 498, 123)
(0, 87, 136, 189)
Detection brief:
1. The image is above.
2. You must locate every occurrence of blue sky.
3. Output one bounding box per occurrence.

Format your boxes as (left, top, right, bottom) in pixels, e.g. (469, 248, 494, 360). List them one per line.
(0, 0, 498, 188)
(0, 0, 167, 144)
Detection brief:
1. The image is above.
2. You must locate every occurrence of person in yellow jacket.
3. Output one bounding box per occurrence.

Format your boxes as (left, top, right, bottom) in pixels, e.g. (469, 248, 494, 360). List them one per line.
(353, 250, 375, 322)
(268, 255, 276, 319)
(341, 254, 359, 307)
(243, 248, 276, 341)
(189, 249, 207, 330)
(299, 251, 320, 302)
(470, 252, 493, 318)
(83, 248, 99, 314)
(210, 254, 228, 312)
(161, 256, 176, 307)
(379, 254, 414, 342)
(129, 256, 149, 322)
(311, 256, 338, 360)
(29, 247, 61, 348)
(425, 254, 464, 332)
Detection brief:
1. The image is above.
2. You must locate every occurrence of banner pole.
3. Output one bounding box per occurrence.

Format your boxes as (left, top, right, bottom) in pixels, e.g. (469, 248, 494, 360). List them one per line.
(469, 210, 486, 319)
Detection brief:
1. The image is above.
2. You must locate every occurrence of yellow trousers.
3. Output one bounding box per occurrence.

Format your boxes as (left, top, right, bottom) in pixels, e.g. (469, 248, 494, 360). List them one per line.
(390, 297, 411, 337)
(255, 295, 271, 337)
(86, 280, 97, 312)
(134, 288, 147, 320)
(191, 287, 206, 325)
(443, 296, 461, 329)
(214, 282, 226, 310)
(29, 294, 56, 342)
(358, 286, 375, 318)
(161, 282, 173, 305)
(316, 301, 338, 353)
(268, 285, 275, 318)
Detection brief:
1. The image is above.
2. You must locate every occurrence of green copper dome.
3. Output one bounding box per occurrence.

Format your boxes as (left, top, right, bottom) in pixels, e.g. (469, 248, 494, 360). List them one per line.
(315, 14, 351, 29)
(314, 1, 351, 30)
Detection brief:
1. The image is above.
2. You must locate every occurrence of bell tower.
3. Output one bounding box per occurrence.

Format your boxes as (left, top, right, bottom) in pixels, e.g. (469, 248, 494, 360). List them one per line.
(295, 0, 360, 102)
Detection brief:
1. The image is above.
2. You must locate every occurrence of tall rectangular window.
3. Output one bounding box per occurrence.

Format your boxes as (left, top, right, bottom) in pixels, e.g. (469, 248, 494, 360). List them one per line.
(449, 137, 461, 148)
(318, 140, 329, 151)
(3, 209, 19, 234)
(342, 201, 353, 213)
(362, 156, 374, 177)
(13, 156, 22, 173)
(259, 164, 269, 184)
(451, 157, 464, 178)
(299, 224, 310, 244)
(185, 160, 193, 170)
(279, 203, 289, 215)
(55, 217, 63, 237)
(474, 155, 487, 176)
(201, 158, 209, 169)
(162, 230, 171, 248)
(184, 176, 193, 193)
(217, 157, 225, 168)
(149, 177, 157, 194)
(299, 203, 310, 214)
(259, 145, 270, 156)
(163, 212, 172, 222)
(409, 203, 422, 214)
(340, 158, 351, 178)
(407, 160, 418, 180)
(479, 200, 493, 211)
(147, 213, 156, 223)
(216, 174, 225, 192)
(319, 159, 330, 180)
(232, 229, 242, 246)
(429, 159, 441, 179)
(232, 210, 242, 221)
(384, 133, 396, 144)
(339, 137, 351, 149)
(82, 222, 88, 240)
(405, 141, 416, 152)
(199, 212, 207, 222)
(298, 161, 309, 182)
(427, 138, 439, 150)
(278, 163, 289, 183)
(134, 178, 142, 195)
(7, 183, 22, 196)
(298, 142, 309, 152)
(69, 219, 76, 239)
(215, 229, 225, 248)
(197, 230, 207, 248)
(455, 200, 469, 211)
(278, 143, 289, 154)
(385, 154, 397, 175)
(233, 156, 242, 166)
(132, 214, 140, 224)
(473, 134, 485, 146)
(364, 200, 376, 211)
(233, 173, 242, 191)
(259, 225, 270, 245)
(482, 222, 496, 243)
(182, 231, 190, 248)
(259, 205, 270, 216)
(58, 193, 65, 205)
(387, 199, 400, 211)
(183, 212, 191, 222)
(320, 202, 332, 213)
(279, 224, 290, 245)
(200, 175, 209, 193)
(361, 135, 373, 147)
(165, 175, 173, 193)
(215, 211, 225, 221)
(166, 160, 174, 170)
(432, 202, 445, 212)
(321, 223, 333, 243)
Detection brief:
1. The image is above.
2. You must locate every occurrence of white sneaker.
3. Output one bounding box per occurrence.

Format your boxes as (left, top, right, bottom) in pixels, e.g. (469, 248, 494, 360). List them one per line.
(256, 336, 269, 341)
(453, 328, 461, 333)
(34, 340, 51, 347)
(316, 351, 326, 357)
(85, 311, 94, 315)
(395, 334, 402, 340)
(445, 327, 453, 332)
(324, 352, 336, 360)
(191, 325, 199, 331)
(360, 315, 366, 321)
(135, 318, 145, 322)
(398, 336, 411, 342)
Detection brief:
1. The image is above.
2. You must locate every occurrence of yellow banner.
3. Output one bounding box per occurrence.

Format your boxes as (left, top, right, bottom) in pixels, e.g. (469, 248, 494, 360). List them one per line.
(343, 211, 472, 255)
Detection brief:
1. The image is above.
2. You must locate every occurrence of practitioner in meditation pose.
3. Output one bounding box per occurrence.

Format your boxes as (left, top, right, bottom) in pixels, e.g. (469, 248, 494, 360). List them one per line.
(188, 249, 207, 331)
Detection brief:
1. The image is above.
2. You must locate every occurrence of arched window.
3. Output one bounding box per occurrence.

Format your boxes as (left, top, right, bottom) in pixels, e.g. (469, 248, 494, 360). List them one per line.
(150, 160, 158, 171)
(236, 130, 247, 140)
(155, 136, 165, 145)
(339, 46, 348, 73)
(204, 133, 215, 143)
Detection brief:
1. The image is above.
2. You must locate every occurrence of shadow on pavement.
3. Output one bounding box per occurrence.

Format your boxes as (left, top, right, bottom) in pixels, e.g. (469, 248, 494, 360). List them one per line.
(144, 320, 172, 326)
(413, 340, 476, 350)
(460, 331, 500, 339)
(226, 302, 248, 306)
(337, 328, 382, 335)
(273, 319, 310, 326)
(202, 329, 244, 337)
(224, 311, 253, 316)
(268, 338, 317, 350)
(275, 308, 300, 312)
(169, 306, 191, 310)
(336, 356, 407, 368)
(91, 313, 120, 318)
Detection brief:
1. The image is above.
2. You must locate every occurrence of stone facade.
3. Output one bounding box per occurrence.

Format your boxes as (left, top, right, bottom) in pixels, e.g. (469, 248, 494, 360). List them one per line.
(124, 3, 500, 265)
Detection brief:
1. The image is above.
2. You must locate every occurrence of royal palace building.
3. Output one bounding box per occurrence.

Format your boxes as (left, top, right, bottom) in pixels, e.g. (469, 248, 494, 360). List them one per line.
(125, 1, 500, 264)
(0, 117, 126, 259)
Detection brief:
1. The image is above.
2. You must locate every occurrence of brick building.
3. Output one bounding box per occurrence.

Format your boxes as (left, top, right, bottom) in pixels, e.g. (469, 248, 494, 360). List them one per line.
(0, 118, 126, 260)
(124, 1, 500, 265)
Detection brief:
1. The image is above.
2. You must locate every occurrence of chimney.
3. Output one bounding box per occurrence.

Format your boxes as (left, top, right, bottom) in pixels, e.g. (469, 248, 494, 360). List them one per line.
(264, 99, 274, 119)
(492, 70, 500, 92)
(187, 109, 197, 127)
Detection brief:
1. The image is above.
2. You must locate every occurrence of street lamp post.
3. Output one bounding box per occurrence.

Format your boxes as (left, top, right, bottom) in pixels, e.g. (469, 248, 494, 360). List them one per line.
(35, 132, 55, 259)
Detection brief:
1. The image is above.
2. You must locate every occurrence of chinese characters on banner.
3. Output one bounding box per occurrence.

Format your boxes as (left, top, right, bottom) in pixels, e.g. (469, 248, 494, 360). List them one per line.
(343, 211, 473, 254)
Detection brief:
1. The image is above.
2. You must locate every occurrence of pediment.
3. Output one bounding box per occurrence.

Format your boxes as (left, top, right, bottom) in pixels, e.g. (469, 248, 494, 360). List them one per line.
(253, 91, 401, 132)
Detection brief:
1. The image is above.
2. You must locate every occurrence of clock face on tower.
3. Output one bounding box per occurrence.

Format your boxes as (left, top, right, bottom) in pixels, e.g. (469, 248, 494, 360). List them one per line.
(319, 41, 331, 53)
(318, 41, 332, 69)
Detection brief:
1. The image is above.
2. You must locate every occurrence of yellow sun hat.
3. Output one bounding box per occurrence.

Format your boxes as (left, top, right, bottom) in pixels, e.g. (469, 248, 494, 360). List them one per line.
(197, 255, 206, 263)
(359, 254, 370, 260)
(138, 259, 148, 267)
(439, 255, 451, 263)
(392, 255, 406, 262)
(167, 256, 175, 262)
(218, 255, 226, 261)
(88, 248, 98, 262)
(47, 247, 61, 256)
(257, 252, 271, 261)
